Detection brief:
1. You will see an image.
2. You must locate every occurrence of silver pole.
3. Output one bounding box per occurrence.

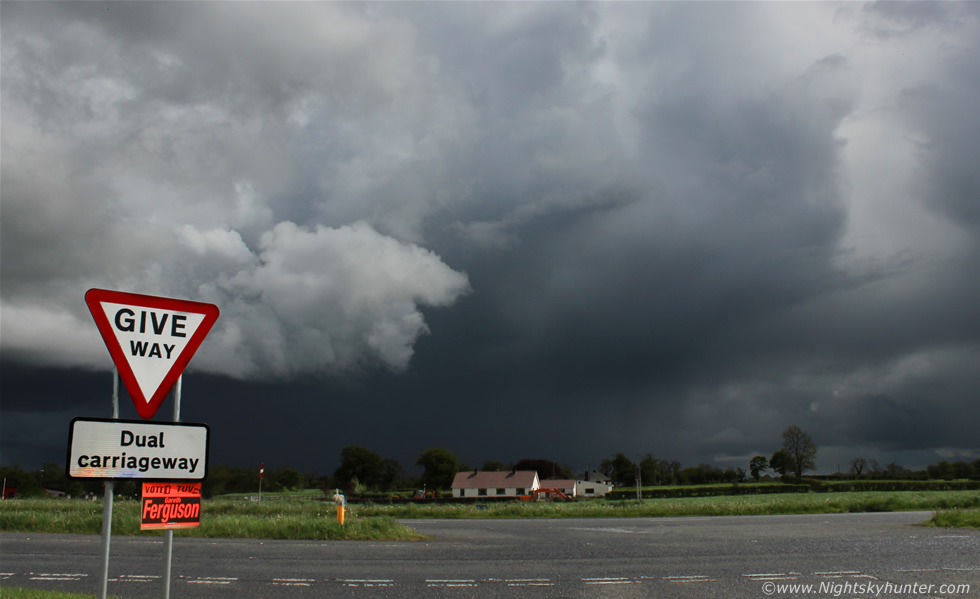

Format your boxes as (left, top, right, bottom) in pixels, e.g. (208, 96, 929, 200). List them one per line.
(99, 368, 120, 599)
(162, 375, 182, 599)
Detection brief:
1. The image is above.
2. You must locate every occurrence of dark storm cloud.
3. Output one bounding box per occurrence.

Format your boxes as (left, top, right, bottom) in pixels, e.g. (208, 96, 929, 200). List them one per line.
(2, 2, 979, 474)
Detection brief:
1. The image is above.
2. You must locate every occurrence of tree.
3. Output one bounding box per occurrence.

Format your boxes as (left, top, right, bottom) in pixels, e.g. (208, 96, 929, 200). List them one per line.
(884, 462, 908, 479)
(928, 460, 955, 481)
(638, 454, 660, 486)
(202, 464, 259, 497)
(952, 461, 975, 480)
(850, 457, 867, 477)
(481, 460, 508, 472)
(749, 456, 769, 482)
(600, 453, 636, 486)
(769, 450, 790, 477)
(781, 425, 817, 479)
(334, 446, 384, 490)
(276, 468, 305, 491)
(417, 447, 460, 490)
(0, 465, 43, 498)
(379, 458, 404, 491)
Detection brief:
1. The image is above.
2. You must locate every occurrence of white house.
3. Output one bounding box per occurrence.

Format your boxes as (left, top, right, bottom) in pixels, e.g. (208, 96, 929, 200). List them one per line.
(450, 470, 615, 499)
(574, 478, 614, 497)
(451, 470, 540, 498)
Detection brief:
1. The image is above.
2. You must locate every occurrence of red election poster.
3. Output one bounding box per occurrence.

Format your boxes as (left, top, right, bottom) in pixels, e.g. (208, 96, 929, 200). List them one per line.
(141, 482, 202, 530)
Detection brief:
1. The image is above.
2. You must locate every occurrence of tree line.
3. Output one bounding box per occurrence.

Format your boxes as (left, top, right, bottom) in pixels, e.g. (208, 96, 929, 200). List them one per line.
(4, 425, 977, 498)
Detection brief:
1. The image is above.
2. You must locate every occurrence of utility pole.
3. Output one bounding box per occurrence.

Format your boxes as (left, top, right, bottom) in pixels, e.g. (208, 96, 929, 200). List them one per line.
(635, 467, 642, 502)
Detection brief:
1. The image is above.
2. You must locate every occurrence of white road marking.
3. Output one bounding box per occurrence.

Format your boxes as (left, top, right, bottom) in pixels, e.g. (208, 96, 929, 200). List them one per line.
(744, 572, 798, 581)
(273, 578, 313, 587)
(506, 578, 554, 587)
(342, 579, 395, 587)
(30, 573, 88, 581)
(665, 575, 716, 583)
(187, 577, 237, 585)
(117, 574, 161, 583)
(428, 579, 477, 587)
(584, 577, 634, 585)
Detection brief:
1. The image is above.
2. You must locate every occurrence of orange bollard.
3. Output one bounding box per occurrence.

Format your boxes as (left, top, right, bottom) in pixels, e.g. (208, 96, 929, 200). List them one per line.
(332, 491, 346, 525)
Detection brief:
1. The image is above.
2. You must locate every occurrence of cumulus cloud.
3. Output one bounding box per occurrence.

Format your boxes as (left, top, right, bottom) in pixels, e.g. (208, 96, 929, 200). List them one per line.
(0, 2, 470, 378)
(0, 217, 469, 377)
(197, 221, 470, 378)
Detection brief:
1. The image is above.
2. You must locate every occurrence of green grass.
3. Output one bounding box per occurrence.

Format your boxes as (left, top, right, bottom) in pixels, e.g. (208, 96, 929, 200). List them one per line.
(3, 490, 978, 540)
(356, 490, 980, 519)
(922, 509, 980, 529)
(0, 498, 425, 540)
(0, 589, 111, 599)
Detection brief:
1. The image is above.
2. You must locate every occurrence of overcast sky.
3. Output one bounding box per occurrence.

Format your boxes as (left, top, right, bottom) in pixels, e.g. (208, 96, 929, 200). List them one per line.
(3, 2, 979, 478)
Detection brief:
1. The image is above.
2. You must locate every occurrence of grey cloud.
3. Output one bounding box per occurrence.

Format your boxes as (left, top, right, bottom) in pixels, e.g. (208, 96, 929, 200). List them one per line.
(2, 2, 978, 474)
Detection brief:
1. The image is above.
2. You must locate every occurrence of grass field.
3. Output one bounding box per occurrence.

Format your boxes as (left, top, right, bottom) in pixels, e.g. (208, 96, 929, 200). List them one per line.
(2, 490, 977, 540)
(0, 589, 108, 599)
(354, 490, 980, 520)
(922, 508, 980, 529)
(0, 498, 423, 541)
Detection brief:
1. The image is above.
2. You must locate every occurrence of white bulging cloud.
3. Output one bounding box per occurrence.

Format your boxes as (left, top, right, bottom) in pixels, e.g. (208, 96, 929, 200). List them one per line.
(193, 220, 471, 378)
(0, 220, 470, 379)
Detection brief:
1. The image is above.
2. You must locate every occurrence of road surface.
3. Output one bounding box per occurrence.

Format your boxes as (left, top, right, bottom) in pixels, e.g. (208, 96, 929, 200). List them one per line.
(2, 511, 977, 598)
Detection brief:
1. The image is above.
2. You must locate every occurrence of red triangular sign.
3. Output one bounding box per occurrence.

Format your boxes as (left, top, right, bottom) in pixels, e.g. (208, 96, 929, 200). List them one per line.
(85, 289, 220, 419)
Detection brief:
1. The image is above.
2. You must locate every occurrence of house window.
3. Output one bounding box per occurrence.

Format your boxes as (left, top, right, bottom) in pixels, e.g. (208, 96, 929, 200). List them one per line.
(478, 488, 487, 496)
(585, 488, 595, 494)
(516, 488, 525, 495)
(496, 488, 506, 495)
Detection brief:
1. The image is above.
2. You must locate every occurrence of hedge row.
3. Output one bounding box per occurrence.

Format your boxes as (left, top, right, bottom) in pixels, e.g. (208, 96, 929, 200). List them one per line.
(807, 480, 980, 493)
(605, 479, 980, 500)
(606, 484, 810, 500)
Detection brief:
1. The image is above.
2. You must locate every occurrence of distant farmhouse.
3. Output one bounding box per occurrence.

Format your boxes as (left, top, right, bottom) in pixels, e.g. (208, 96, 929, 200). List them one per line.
(451, 469, 614, 499)
(575, 469, 615, 497)
(452, 470, 539, 498)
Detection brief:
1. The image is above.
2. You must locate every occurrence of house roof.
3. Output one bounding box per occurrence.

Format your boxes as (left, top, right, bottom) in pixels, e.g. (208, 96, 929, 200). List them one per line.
(580, 469, 612, 483)
(451, 470, 538, 489)
(540, 479, 575, 489)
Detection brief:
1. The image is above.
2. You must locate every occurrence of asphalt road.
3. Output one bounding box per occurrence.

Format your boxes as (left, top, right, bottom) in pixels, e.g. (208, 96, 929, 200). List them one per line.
(3, 512, 978, 598)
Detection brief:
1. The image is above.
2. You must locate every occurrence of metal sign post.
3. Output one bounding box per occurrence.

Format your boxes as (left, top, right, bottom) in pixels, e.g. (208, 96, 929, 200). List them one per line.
(81, 289, 218, 599)
(162, 375, 181, 599)
(98, 368, 120, 599)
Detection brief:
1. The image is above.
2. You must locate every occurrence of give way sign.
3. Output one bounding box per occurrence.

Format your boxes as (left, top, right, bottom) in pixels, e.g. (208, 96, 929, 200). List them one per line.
(85, 289, 220, 419)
